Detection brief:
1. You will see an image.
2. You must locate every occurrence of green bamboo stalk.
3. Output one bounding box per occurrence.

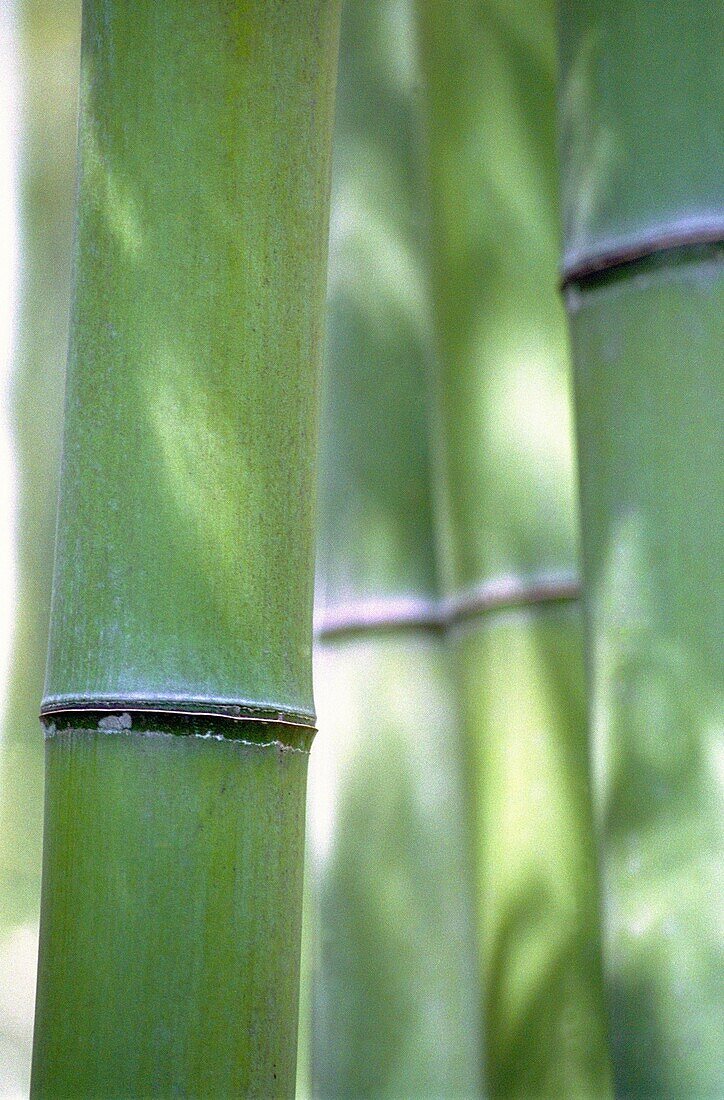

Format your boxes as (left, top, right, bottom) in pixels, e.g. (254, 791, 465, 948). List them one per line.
(31, 2, 340, 1095)
(415, 1, 612, 1095)
(307, 2, 483, 1094)
(0, 2, 79, 1090)
(558, 1, 723, 1095)
(308, 640, 483, 1098)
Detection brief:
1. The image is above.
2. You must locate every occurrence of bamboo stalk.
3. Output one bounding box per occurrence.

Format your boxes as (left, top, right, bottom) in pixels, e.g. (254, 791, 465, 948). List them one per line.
(31, 2, 340, 1095)
(415, 1, 612, 1095)
(306, 2, 483, 1094)
(558, 1, 723, 1095)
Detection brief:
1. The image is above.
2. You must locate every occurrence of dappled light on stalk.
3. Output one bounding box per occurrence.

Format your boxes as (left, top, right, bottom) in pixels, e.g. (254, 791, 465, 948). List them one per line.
(80, 97, 143, 258)
(417, 3, 613, 1091)
(308, 637, 482, 1099)
(418, 0, 580, 591)
(480, 339, 578, 570)
(320, 133, 435, 608)
(328, 195, 430, 341)
(141, 344, 257, 636)
(31, 3, 341, 1094)
(3, 0, 717, 1094)
(305, 7, 489, 1088)
(43, 1, 337, 719)
(453, 606, 610, 1098)
(322, 170, 435, 608)
(586, 509, 724, 1094)
(316, 0, 438, 615)
(308, 0, 611, 1095)
(560, 0, 724, 1046)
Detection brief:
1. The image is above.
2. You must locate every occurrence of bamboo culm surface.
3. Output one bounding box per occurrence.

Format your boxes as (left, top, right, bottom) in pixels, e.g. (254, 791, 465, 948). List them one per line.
(308, 1, 483, 1094)
(31, 2, 341, 1096)
(558, 1, 723, 1095)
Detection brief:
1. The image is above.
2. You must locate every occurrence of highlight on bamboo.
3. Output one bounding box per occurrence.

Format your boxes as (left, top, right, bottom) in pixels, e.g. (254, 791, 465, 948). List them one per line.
(0, 1, 720, 1096)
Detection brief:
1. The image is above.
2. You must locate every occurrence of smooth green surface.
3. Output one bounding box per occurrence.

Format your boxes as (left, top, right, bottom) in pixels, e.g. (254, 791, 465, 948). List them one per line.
(309, 637, 483, 1098)
(568, 259, 724, 1097)
(417, 0, 579, 594)
(453, 608, 611, 1099)
(44, 0, 341, 724)
(558, 0, 724, 272)
(32, 725, 310, 1098)
(416, 3, 612, 1094)
(309, 5, 484, 1093)
(316, 0, 437, 610)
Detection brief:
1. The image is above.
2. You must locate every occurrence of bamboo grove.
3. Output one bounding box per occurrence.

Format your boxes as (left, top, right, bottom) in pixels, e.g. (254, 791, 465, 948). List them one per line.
(0, 0, 719, 1097)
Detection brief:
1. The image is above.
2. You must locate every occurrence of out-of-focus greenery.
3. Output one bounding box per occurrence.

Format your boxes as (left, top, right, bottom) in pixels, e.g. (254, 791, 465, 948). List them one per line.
(0, 2, 79, 1092)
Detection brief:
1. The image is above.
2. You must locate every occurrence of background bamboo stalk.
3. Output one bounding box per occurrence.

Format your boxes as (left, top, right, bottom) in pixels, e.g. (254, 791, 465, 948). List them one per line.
(31, 2, 340, 1094)
(558, 1, 724, 1095)
(307, 2, 483, 1094)
(415, 2, 611, 1095)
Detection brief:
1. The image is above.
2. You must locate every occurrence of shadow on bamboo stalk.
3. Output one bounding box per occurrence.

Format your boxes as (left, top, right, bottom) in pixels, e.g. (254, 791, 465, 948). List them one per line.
(558, 1, 723, 1093)
(417, 1, 612, 1095)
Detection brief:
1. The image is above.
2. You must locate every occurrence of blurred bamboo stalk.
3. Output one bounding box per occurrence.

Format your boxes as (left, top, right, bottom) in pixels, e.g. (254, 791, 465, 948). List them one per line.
(308, 2, 483, 1094)
(558, 1, 724, 1095)
(308, 0, 611, 1095)
(416, 1, 611, 1095)
(31, 1, 340, 1095)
